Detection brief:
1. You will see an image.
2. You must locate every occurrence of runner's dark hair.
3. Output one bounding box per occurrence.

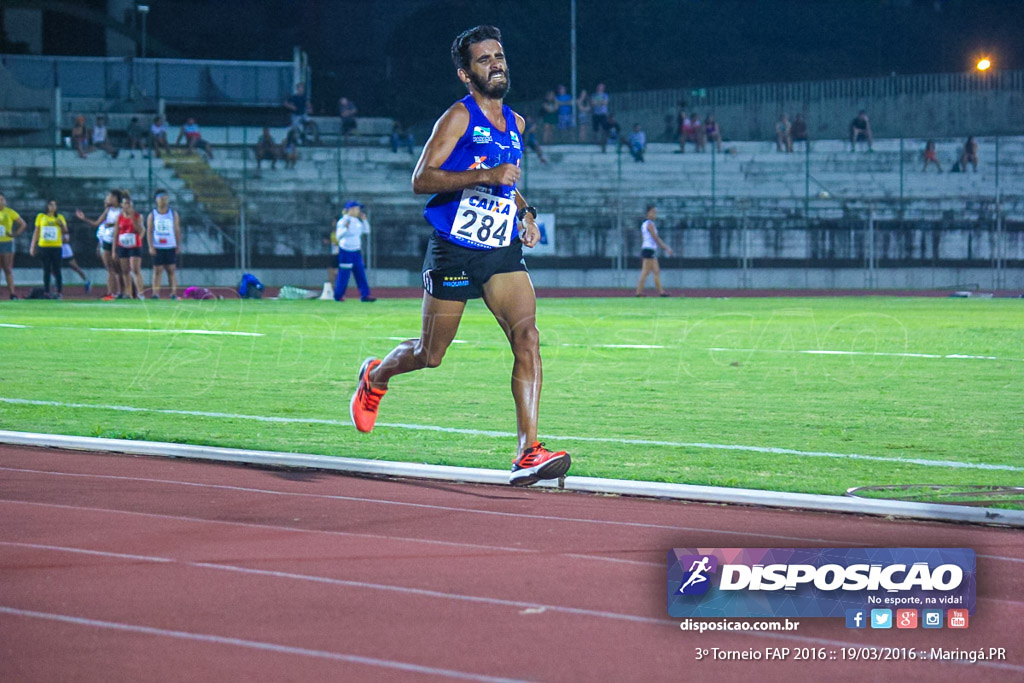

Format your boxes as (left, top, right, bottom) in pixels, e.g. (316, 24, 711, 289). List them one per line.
(451, 25, 502, 71)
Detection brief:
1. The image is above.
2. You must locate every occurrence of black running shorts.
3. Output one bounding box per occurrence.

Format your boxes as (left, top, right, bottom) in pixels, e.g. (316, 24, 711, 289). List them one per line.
(153, 248, 177, 266)
(421, 232, 527, 301)
(641, 248, 656, 259)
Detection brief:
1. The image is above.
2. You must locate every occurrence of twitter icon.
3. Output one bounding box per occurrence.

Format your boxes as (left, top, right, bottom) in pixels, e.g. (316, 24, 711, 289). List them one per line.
(870, 609, 893, 629)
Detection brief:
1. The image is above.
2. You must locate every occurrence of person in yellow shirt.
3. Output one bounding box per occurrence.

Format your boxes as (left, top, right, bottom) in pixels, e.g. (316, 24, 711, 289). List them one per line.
(29, 199, 69, 298)
(0, 191, 29, 299)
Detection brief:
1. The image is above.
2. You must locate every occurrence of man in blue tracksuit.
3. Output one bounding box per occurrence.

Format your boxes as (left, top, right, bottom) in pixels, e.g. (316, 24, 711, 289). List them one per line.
(334, 200, 376, 302)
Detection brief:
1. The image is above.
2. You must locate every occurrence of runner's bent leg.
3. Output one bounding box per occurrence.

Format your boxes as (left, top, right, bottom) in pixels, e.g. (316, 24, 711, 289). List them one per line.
(481, 271, 540, 453)
(368, 292, 465, 390)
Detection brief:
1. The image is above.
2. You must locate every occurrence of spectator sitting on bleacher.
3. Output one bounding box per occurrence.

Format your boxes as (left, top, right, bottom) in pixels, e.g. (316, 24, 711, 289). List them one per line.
(959, 136, 978, 172)
(391, 121, 414, 154)
(126, 117, 146, 158)
(92, 116, 119, 159)
(150, 116, 170, 157)
(790, 113, 809, 150)
(628, 123, 647, 163)
(283, 127, 300, 169)
(71, 116, 89, 158)
(255, 127, 282, 169)
(339, 97, 358, 143)
(285, 82, 320, 144)
(176, 117, 214, 159)
(850, 110, 873, 152)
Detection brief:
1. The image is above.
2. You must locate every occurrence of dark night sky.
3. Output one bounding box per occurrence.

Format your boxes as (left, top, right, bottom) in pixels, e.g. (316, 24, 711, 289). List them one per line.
(7, 0, 1023, 122)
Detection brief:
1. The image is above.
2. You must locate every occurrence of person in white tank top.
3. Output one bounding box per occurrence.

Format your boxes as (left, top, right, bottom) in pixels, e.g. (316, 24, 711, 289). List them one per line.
(75, 188, 125, 299)
(635, 204, 674, 297)
(147, 189, 182, 299)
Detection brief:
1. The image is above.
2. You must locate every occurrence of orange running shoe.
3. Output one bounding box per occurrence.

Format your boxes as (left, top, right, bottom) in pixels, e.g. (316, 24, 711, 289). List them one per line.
(102, 294, 115, 301)
(350, 357, 386, 433)
(509, 442, 571, 486)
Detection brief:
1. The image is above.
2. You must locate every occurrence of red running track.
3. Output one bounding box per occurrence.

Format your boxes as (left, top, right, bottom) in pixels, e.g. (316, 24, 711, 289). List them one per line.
(1, 445, 1022, 682)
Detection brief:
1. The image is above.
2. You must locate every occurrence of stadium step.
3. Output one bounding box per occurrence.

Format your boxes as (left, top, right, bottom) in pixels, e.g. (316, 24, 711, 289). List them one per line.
(162, 149, 240, 226)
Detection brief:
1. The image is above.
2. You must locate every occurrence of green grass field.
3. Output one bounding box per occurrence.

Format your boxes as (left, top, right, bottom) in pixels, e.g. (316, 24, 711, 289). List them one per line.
(1, 296, 1021, 500)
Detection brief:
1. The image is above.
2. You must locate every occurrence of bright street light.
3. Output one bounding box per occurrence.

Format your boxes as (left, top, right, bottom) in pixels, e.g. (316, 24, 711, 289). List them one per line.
(976, 58, 992, 72)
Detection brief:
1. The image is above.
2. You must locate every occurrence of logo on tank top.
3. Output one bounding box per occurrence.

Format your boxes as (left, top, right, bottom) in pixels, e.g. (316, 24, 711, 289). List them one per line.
(472, 125, 492, 144)
(509, 131, 521, 149)
(468, 155, 489, 170)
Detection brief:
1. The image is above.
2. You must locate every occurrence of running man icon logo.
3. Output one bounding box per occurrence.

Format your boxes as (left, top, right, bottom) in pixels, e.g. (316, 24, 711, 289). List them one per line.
(677, 555, 718, 595)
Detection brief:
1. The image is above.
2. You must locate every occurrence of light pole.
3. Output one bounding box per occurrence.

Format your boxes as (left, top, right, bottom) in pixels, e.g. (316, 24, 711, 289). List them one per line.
(137, 5, 150, 58)
(570, 0, 577, 131)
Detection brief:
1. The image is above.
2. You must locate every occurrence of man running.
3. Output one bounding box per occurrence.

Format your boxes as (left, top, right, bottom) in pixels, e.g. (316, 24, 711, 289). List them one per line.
(349, 25, 570, 486)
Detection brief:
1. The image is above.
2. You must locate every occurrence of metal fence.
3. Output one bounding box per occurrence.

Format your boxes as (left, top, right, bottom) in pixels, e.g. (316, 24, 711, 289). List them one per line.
(1, 54, 295, 106)
(517, 70, 1024, 143)
(3, 128, 1021, 291)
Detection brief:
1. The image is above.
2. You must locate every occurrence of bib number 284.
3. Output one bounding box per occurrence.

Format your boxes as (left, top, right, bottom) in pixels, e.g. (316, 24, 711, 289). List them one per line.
(452, 188, 514, 248)
(455, 210, 508, 247)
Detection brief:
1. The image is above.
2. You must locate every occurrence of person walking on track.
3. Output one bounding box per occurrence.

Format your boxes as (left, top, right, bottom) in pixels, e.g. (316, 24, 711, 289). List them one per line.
(635, 204, 674, 297)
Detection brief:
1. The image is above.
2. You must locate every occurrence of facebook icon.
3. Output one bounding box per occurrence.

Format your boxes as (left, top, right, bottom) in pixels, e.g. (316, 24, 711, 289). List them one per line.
(845, 609, 867, 629)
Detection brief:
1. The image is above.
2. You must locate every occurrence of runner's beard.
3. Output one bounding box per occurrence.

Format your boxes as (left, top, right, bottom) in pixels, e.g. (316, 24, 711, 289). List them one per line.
(470, 69, 510, 99)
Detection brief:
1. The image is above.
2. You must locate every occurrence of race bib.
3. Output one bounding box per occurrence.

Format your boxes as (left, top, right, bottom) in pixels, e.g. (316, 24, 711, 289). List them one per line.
(154, 221, 173, 246)
(450, 188, 515, 249)
(41, 225, 59, 243)
(118, 232, 138, 248)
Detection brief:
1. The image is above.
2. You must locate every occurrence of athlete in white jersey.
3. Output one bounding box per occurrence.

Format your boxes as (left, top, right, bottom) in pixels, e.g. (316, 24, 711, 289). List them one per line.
(147, 189, 182, 299)
(76, 188, 124, 299)
(635, 204, 674, 296)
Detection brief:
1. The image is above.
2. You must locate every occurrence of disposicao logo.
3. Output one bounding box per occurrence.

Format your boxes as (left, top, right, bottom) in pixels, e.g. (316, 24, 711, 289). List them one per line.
(676, 555, 718, 595)
(667, 548, 976, 619)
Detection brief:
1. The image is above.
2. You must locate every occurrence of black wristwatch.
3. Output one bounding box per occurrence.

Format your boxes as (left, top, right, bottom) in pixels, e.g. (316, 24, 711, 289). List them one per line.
(516, 205, 537, 221)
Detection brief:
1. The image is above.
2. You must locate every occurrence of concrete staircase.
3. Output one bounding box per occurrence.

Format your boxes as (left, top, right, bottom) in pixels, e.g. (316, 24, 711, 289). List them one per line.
(161, 149, 240, 226)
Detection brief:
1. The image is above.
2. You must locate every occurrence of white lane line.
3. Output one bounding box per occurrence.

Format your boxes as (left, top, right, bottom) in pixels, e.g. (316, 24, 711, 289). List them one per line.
(706, 347, 1019, 362)
(0, 605, 521, 682)
(88, 327, 264, 337)
(0, 495, 657, 568)
(0, 541, 664, 626)
(560, 343, 667, 349)
(0, 476, 859, 544)
(0, 324, 261, 336)
(2, 396, 1017, 473)
(6, 474, 1024, 565)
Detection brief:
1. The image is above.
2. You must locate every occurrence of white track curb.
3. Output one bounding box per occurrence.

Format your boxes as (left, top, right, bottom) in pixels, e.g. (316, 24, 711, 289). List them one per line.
(1, 430, 1021, 528)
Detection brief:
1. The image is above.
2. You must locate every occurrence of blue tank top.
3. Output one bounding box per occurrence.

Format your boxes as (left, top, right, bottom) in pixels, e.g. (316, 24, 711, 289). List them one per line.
(423, 94, 523, 250)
